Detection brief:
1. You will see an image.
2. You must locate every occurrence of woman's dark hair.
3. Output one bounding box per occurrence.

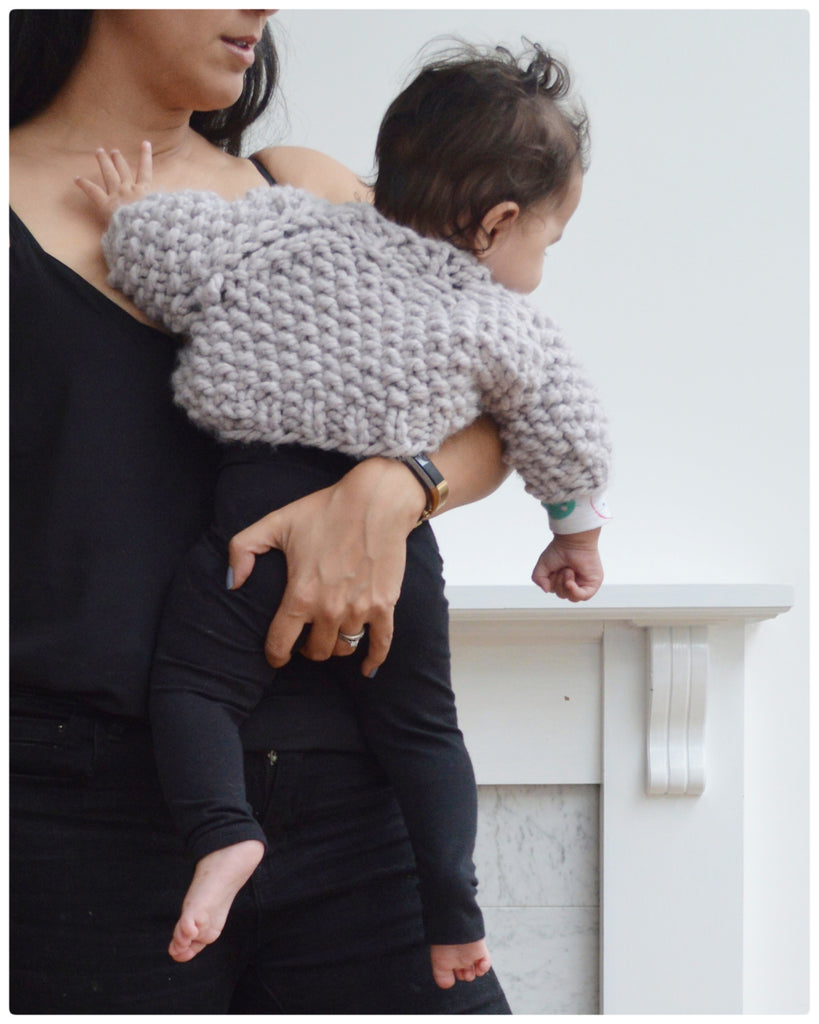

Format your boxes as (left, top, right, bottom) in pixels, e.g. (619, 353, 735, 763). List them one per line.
(9, 11, 94, 128)
(9, 10, 278, 155)
(374, 41, 589, 250)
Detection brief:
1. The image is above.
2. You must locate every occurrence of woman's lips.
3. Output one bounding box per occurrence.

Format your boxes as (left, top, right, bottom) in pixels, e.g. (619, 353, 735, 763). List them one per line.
(221, 36, 258, 67)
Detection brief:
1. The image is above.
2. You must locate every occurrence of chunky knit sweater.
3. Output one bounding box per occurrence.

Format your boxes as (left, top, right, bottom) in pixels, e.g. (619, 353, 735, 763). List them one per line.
(103, 185, 610, 504)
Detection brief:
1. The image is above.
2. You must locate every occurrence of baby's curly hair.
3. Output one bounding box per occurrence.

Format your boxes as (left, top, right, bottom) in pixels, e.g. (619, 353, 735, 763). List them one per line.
(374, 40, 589, 250)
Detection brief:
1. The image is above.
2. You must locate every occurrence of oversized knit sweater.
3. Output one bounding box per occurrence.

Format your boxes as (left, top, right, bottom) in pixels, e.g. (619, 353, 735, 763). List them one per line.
(103, 185, 610, 505)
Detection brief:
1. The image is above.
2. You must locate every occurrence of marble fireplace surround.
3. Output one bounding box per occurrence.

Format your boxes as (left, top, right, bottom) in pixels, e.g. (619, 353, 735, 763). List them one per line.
(446, 583, 794, 1015)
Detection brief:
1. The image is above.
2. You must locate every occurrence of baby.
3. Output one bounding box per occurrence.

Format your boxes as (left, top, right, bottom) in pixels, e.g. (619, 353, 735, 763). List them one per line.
(78, 42, 610, 990)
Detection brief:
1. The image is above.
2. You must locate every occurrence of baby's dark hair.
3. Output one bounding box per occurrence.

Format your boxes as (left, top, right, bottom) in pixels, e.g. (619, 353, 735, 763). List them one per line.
(374, 41, 589, 250)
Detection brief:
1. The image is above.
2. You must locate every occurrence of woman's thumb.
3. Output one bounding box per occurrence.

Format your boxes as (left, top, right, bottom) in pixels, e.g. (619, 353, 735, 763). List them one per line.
(227, 511, 284, 589)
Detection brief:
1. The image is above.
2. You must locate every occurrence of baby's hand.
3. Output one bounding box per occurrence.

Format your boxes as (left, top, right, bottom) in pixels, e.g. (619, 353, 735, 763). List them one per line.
(532, 529, 603, 602)
(75, 140, 153, 226)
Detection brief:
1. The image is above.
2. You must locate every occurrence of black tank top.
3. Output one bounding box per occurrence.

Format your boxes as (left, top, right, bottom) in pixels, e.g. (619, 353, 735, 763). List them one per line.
(10, 159, 275, 718)
(10, 206, 225, 718)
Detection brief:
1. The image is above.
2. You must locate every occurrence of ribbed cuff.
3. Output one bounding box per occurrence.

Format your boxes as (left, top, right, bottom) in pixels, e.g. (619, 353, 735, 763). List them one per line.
(544, 491, 612, 535)
(187, 820, 268, 863)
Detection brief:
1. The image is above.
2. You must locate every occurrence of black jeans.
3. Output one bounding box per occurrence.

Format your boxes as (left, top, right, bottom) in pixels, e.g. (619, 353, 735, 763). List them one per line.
(10, 701, 511, 1014)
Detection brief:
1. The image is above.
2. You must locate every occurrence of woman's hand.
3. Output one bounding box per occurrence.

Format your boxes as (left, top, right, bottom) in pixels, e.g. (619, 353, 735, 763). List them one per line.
(229, 417, 508, 675)
(74, 140, 153, 225)
(531, 528, 604, 602)
(228, 458, 427, 677)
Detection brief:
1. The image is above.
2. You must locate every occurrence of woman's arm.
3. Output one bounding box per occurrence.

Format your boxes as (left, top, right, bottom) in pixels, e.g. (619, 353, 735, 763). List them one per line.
(228, 417, 509, 677)
(252, 145, 373, 203)
(427, 415, 510, 515)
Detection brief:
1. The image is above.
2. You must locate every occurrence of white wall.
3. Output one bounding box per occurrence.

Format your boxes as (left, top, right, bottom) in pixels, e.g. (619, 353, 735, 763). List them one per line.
(264, 9, 809, 1012)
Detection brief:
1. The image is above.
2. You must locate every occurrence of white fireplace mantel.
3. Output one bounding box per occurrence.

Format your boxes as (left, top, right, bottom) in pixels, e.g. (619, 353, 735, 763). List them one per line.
(444, 583, 794, 1014)
(446, 582, 793, 624)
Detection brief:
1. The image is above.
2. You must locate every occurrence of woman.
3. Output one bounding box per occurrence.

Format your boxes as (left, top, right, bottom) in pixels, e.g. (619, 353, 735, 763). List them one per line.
(9, 10, 515, 1013)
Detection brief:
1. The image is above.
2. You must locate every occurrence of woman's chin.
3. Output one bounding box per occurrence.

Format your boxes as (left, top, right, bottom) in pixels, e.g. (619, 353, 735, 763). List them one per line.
(187, 79, 248, 117)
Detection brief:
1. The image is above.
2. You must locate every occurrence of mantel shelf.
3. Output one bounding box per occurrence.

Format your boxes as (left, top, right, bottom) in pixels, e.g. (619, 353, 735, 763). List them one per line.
(447, 582, 794, 811)
(445, 583, 794, 626)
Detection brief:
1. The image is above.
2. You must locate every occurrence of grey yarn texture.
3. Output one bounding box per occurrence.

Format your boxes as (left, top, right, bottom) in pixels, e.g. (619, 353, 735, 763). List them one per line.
(104, 185, 610, 504)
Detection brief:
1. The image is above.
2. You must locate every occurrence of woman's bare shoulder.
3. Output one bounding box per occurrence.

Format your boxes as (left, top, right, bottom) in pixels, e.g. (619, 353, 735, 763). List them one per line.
(252, 146, 373, 204)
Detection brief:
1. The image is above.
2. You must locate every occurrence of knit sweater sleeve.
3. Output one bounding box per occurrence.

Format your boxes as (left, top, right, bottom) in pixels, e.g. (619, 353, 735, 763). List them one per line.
(101, 188, 283, 336)
(476, 294, 611, 505)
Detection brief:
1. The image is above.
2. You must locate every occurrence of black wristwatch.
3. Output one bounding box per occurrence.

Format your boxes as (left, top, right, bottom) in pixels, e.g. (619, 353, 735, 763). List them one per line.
(400, 453, 450, 526)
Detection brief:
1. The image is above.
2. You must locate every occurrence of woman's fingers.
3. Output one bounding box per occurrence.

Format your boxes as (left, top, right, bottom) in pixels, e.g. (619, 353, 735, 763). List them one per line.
(360, 607, 394, 678)
(227, 511, 281, 589)
(263, 597, 394, 673)
(332, 624, 368, 658)
(263, 603, 312, 668)
(297, 615, 342, 663)
(229, 460, 416, 675)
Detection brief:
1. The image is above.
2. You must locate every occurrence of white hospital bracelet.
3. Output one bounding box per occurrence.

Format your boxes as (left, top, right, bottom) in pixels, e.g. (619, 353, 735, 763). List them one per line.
(543, 492, 612, 535)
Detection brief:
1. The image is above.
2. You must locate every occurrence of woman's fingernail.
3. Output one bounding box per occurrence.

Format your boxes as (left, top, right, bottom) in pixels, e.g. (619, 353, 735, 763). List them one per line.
(225, 566, 234, 590)
(367, 667, 379, 679)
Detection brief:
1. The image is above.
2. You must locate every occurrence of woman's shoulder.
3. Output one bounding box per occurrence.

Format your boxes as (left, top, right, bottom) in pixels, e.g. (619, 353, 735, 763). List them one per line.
(251, 146, 373, 205)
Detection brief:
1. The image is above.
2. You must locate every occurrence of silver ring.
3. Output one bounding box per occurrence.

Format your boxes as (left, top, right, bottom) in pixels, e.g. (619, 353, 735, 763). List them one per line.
(338, 628, 366, 649)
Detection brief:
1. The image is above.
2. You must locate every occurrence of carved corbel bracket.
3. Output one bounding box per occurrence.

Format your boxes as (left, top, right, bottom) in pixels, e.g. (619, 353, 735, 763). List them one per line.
(646, 626, 708, 796)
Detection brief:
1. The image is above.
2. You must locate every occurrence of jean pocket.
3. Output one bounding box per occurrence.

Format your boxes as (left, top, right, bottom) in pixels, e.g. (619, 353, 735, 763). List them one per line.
(10, 712, 97, 780)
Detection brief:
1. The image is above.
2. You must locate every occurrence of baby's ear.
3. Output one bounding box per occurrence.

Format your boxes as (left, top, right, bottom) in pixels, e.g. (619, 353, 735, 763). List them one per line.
(476, 201, 521, 254)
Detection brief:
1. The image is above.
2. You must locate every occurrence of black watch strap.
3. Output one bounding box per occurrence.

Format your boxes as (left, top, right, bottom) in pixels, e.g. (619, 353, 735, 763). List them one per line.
(400, 453, 449, 526)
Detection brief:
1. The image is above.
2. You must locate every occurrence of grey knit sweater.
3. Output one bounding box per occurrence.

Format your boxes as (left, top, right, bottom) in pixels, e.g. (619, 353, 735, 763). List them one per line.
(103, 185, 610, 504)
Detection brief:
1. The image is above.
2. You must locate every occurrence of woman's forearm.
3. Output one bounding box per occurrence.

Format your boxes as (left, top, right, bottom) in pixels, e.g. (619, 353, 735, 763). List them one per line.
(429, 415, 510, 515)
(227, 415, 509, 675)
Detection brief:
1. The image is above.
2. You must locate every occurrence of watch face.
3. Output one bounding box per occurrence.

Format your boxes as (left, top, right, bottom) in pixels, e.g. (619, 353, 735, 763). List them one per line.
(402, 454, 447, 515)
(415, 454, 444, 487)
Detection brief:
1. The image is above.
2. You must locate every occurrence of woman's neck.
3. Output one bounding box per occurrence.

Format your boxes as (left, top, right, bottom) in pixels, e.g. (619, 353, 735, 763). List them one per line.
(24, 26, 195, 162)
(28, 93, 195, 164)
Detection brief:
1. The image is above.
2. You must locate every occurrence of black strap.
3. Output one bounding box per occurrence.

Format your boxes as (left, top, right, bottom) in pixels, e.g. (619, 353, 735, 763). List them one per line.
(249, 156, 276, 186)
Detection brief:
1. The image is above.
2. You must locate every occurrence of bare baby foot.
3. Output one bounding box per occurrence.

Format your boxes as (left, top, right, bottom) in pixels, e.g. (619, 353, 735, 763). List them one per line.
(430, 939, 492, 990)
(168, 839, 264, 963)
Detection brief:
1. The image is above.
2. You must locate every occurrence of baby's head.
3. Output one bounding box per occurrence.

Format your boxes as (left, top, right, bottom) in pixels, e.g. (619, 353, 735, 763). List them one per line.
(374, 41, 588, 293)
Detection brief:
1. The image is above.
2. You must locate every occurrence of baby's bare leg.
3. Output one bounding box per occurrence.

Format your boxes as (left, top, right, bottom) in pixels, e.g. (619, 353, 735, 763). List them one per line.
(430, 939, 492, 990)
(169, 840, 265, 963)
